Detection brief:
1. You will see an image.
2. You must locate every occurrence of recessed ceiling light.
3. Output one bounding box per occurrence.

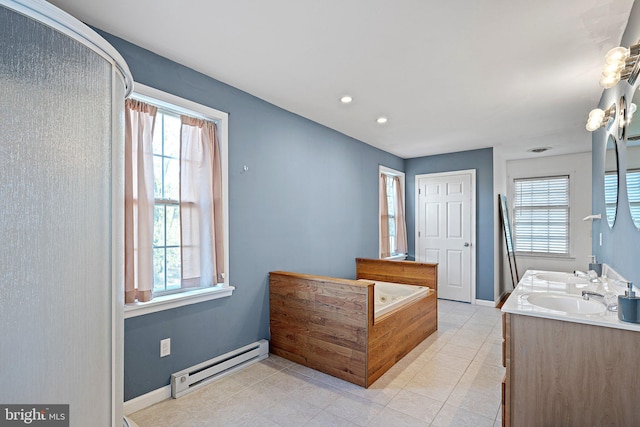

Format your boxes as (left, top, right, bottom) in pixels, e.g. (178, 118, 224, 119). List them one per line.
(376, 117, 388, 124)
(340, 95, 353, 104)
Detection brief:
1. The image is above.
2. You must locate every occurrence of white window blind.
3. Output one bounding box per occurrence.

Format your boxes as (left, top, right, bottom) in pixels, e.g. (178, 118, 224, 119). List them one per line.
(513, 175, 569, 255)
(604, 171, 618, 226)
(628, 169, 640, 228)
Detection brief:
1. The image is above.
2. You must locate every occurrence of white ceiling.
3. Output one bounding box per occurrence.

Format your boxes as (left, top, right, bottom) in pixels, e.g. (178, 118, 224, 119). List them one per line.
(49, 0, 634, 159)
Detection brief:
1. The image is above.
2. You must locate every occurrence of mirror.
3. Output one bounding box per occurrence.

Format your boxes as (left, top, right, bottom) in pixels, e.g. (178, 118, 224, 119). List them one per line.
(627, 94, 640, 228)
(604, 135, 619, 228)
(499, 194, 519, 287)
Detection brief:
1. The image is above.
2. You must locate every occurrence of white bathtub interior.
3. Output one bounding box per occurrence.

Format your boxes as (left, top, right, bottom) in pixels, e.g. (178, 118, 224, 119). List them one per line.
(359, 279, 430, 317)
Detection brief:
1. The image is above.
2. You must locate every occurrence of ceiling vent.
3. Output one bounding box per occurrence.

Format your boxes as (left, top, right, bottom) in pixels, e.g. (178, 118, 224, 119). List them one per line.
(528, 147, 552, 154)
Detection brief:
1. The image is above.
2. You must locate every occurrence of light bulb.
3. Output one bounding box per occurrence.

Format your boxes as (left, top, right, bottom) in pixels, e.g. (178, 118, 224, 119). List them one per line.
(600, 73, 620, 89)
(603, 61, 625, 74)
(605, 46, 629, 65)
(340, 95, 353, 104)
(586, 121, 601, 132)
(376, 117, 388, 124)
(588, 108, 605, 120)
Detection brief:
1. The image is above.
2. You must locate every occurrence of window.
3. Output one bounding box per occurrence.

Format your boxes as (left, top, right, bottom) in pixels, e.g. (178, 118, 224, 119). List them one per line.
(379, 166, 407, 258)
(513, 175, 570, 256)
(152, 111, 182, 293)
(124, 84, 230, 317)
(628, 170, 640, 228)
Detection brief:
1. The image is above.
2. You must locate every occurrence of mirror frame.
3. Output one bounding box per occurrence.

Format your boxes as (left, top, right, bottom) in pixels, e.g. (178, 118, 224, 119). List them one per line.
(498, 194, 519, 287)
(604, 135, 619, 228)
(626, 92, 640, 229)
(618, 96, 627, 141)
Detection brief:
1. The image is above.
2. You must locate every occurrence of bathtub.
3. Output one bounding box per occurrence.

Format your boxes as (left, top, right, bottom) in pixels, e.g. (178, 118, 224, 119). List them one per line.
(270, 258, 438, 387)
(361, 280, 431, 317)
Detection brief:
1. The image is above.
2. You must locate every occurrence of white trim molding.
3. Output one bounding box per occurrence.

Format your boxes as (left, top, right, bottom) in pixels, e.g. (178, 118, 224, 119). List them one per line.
(379, 165, 406, 259)
(414, 169, 477, 304)
(124, 286, 235, 319)
(124, 84, 233, 317)
(124, 386, 171, 415)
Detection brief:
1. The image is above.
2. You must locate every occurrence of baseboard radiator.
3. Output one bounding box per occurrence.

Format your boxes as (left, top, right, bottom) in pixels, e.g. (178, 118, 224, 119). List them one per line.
(171, 339, 269, 398)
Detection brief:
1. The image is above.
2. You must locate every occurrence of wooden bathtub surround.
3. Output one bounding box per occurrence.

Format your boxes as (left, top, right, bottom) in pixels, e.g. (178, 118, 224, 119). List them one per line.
(269, 258, 438, 388)
(355, 258, 438, 288)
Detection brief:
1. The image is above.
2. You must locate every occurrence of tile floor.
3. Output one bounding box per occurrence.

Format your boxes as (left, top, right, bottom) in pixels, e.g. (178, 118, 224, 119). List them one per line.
(130, 300, 505, 427)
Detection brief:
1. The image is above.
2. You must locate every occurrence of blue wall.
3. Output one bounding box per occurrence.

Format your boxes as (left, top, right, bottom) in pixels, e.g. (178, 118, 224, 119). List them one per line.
(592, 1, 640, 287)
(98, 32, 404, 400)
(405, 148, 495, 301)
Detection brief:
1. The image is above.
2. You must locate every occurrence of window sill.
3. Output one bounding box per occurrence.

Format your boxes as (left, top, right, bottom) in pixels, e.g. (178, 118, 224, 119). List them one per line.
(124, 285, 235, 319)
(516, 252, 575, 260)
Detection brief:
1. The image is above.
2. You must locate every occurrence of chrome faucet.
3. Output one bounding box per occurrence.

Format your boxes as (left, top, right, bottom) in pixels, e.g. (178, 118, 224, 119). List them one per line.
(582, 290, 618, 311)
(581, 290, 604, 300)
(575, 270, 601, 283)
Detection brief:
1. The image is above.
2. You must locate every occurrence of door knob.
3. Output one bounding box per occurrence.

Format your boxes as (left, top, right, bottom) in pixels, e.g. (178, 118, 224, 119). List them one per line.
(464, 242, 470, 247)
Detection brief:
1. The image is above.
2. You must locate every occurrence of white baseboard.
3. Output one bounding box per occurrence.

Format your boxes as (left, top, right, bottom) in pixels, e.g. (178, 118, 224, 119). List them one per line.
(124, 385, 171, 415)
(474, 299, 495, 307)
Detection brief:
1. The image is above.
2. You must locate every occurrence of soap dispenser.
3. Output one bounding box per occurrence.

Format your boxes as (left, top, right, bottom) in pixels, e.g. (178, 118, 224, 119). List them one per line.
(618, 282, 640, 323)
(588, 255, 602, 276)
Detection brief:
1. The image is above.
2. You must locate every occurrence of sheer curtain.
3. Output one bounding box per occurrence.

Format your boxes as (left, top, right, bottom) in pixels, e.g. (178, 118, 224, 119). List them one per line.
(393, 175, 408, 254)
(380, 173, 391, 258)
(180, 116, 225, 288)
(124, 99, 157, 303)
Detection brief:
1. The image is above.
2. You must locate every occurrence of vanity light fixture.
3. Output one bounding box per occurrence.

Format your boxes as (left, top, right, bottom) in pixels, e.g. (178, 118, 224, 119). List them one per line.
(376, 117, 388, 124)
(599, 42, 640, 88)
(340, 95, 353, 104)
(586, 105, 615, 132)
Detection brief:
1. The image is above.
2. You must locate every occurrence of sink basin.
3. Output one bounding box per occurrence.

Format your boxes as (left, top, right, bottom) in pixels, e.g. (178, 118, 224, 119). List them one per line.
(534, 272, 589, 285)
(524, 293, 606, 314)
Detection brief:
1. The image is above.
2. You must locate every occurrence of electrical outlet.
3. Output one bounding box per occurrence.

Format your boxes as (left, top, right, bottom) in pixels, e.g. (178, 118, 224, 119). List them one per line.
(160, 338, 171, 357)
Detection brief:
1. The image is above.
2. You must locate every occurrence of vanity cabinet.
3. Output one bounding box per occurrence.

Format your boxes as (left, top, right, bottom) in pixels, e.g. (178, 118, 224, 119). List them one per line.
(502, 312, 640, 426)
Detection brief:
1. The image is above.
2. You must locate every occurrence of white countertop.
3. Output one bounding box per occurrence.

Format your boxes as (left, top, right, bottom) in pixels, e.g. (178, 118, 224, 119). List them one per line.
(501, 269, 640, 332)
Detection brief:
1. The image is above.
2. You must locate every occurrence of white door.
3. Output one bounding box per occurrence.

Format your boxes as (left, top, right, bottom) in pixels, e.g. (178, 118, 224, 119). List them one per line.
(416, 171, 475, 302)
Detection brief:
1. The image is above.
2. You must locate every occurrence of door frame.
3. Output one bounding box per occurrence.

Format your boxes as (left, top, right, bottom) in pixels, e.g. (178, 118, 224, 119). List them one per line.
(415, 169, 477, 304)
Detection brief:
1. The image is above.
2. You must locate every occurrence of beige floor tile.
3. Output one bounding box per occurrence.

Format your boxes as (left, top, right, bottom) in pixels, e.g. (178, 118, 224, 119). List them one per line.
(130, 301, 506, 427)
(345, 384, 401, 406)
(367, 406, 430, 426)
(324, 393, 385, 426)
(293, 378, 344, 409)
(439, 313, 473, 327)
(427, 352, 473, 372)
(438, 342, 479, 361)
(405, 366, 463, 402)
(190, 395, 259, 426)
(448, 330, 487, 350)
(305, 410, 359, 427)
(446, 387, 501, 419)
(262, 399, 322, 427)
(231, 414, 283, 427)
(387, 389, 444, 423)
(431, 403, 495, 427)
(473, 340, 504, 367)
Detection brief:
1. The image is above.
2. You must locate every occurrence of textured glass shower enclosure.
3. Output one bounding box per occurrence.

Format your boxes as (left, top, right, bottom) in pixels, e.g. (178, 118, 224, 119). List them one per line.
(0, 1, 131, 425)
